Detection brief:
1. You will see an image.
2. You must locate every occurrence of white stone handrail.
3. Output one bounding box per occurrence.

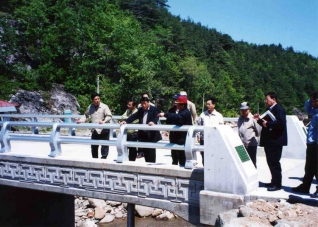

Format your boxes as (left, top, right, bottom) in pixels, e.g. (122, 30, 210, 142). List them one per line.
(0, 121, 203, 169)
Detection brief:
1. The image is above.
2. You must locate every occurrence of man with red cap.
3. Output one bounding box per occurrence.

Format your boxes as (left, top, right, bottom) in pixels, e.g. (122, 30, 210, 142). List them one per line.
(158, 95, 192, 166)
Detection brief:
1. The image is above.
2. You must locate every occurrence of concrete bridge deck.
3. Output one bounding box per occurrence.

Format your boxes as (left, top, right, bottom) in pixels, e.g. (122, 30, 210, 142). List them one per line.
(7, 139, 317, 202)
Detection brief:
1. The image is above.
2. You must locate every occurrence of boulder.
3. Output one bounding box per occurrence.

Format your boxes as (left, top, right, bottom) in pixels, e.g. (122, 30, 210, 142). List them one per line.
(99, 214, 115, 223)
(9, 84, 80, 117)
(104, 205, 113, 213)
(152, 209, 163, 217)
(79, 219, 97, 227)
(94, 207, 106, 219)
(88, 198, 106, 208)
(224, 217, 272, 226)
(215, 209, 238, 227)
(115, 210, 124, 219)
(107, 200, 122, 206)
(86, 209, 94, 218)
(135, 205, 155, 217)
(75, 209, 87, 217)
(156, 211, 174, 220)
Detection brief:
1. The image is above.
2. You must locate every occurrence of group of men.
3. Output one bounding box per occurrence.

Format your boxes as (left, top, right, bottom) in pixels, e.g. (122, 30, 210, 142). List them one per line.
(77, 90, 318, 196)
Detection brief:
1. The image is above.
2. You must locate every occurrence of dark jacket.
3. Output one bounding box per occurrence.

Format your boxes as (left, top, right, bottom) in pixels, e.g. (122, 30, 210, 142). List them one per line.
(164, 108, 192, 145)
(257, 104, 288, 147)
(126, 105, 162, 142)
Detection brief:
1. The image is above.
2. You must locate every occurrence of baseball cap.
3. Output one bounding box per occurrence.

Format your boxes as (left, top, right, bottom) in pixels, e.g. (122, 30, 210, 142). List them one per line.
(175, 96, 188, 104)
(239, 102, 250, 110)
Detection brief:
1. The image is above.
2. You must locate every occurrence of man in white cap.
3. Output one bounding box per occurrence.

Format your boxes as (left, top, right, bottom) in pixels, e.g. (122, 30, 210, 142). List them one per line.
(180, 91, 197, 124)
(238, 102, 261, 168)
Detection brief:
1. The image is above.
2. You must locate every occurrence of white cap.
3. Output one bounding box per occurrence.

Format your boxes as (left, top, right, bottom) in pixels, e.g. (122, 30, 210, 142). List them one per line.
(180, 91, 187, 96)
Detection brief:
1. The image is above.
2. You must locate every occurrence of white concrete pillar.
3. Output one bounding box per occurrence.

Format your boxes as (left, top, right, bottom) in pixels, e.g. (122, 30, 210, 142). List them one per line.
(203, 125, 258, 195)
(283, 115, 307, 159)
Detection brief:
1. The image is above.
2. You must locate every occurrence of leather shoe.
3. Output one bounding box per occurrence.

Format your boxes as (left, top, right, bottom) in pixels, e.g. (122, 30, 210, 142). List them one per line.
(292, 184, 309, 193)
(267, 185, 281, 191)
(264, 183, 272, 187)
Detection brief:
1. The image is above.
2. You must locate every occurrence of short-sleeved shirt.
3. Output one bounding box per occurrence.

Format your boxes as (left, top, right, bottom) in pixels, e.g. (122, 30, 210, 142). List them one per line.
(307, 113, 318, 144)
(80, 102, 112, 134)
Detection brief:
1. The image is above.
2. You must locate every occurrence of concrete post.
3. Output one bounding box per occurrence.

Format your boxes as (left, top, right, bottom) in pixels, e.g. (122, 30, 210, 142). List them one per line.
(200, 125, 258, 225)
(282, 115, 307, 159)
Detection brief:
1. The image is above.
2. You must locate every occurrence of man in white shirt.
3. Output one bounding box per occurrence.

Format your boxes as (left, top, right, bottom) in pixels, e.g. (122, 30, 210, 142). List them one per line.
(197, 97, 224, 165)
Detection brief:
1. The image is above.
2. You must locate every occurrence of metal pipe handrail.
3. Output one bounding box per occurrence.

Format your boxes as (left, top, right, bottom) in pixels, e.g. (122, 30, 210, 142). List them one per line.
(0, 121, 204, 169)
(0, 114, 239, 122)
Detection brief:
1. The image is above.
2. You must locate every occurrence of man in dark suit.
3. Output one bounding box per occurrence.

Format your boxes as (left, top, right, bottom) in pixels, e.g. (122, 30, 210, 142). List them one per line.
(121, 97, 161, 163)
(158, 95, 192, 166)
(254, 92, 288, 191)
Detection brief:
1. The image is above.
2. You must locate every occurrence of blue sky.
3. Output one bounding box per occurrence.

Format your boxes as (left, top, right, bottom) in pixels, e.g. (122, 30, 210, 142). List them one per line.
(167, 0, 318, 58)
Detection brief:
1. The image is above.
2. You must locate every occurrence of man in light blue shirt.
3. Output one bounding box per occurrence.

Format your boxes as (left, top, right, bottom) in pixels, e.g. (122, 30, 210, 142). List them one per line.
(292, 91, 318, 196)
(304, 91, 318, 115)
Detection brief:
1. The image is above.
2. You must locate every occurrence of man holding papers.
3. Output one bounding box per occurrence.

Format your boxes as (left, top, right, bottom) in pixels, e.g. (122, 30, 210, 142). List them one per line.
(254, 92, 288, 191)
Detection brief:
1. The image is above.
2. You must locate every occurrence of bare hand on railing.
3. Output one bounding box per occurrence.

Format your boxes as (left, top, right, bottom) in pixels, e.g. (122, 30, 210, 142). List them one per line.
(158, 113, 164, 117)
(148, 122, 155, 126)
(76, 120, 82, 124)
(120, 121, 126, 125)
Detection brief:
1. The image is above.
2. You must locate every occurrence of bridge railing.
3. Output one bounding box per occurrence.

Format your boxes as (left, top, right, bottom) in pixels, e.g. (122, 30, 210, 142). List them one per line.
(0, 114, 174, 137)
(0, 114, 237, 137)
(0, 121, 204, 169)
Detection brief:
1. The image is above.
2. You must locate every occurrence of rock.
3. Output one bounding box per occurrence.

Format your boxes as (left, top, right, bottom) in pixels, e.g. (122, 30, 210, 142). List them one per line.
(274, 223, 291, 227)
(94, 207, 106, 220)
(9, 84, 80, 116)
(224, 217, 272, 226)
(99, 213, 115, 223)
(156, 211, 174, 220)
(215, 209, 238, 227)
(88, 198, 106, 208)
(86, 209, 94, 218)
(75, 209, 87, 217)
(152, 209, 163, 217)
(104, 205, 113, 213)
(115, 210, 124, 219)
(135, 205, 155, 217)
(82, 200, 89, 207)
(50, 84, 80, 115)
(79, 219, 97, 227)
(239, 206, 270, 220)
(107, 200, 122, 206)
(75, 216, 81, 222)
(275, 220, 302, 227)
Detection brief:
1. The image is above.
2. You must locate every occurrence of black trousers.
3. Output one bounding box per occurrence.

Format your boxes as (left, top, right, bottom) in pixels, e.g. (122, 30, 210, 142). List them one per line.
(264, 145, 283, 187)
(246, 146, 257, 168)
(171, 149, 186, 166)
(302, 144, 318, 191)
(91, 130, 109, 159)
(127, 133, 138, 161)
(138, 131, 156, 163)
(200, 138, 204, 166)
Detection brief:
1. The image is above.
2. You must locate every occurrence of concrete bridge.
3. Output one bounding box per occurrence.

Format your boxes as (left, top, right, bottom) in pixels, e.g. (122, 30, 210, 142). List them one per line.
(0, 114, 314, 226)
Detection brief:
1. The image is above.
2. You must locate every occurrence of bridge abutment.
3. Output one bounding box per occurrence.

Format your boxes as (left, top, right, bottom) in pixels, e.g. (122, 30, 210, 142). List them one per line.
(0, 185, 74, 226)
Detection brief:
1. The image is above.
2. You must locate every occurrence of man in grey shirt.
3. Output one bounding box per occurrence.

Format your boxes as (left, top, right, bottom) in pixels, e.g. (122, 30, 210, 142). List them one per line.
(238, 102, 261, 168)
(77, 92, 112, 159)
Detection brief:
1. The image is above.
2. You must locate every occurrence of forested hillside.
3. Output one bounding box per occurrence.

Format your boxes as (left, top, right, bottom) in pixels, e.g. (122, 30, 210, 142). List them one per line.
(1, 0, 317, 115)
